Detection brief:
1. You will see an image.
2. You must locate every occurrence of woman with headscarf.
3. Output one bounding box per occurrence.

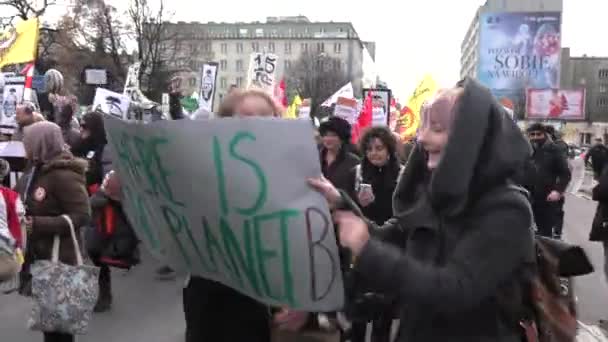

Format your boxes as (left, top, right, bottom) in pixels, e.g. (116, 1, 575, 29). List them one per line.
(310, 78, 536, 342)
(19, 122, 90, 342)
(72, 111, 108, 190)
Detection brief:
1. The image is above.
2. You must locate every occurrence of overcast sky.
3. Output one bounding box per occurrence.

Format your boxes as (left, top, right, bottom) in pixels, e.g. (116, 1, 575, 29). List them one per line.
(9, 0, 607, 100)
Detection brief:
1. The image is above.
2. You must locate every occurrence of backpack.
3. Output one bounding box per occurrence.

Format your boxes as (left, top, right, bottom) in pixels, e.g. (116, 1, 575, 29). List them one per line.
(500, 184, 593, 342)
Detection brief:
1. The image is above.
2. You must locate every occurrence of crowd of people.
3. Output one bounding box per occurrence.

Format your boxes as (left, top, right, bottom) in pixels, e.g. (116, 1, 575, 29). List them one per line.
(0, 72, 607, 342)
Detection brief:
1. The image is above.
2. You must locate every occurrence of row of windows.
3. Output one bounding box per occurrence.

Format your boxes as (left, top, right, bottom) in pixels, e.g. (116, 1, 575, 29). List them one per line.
(600, 69, 608, 79)
(217, 41, 342, 54)
(598, 97, 608, 107)
(199, 26, 349, 36)
(217, 58, 342, 72)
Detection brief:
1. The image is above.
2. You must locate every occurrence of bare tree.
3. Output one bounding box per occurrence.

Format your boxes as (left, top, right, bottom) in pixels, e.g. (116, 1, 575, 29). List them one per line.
(0, 0, 55, 22)
(286, 51, 350, 115)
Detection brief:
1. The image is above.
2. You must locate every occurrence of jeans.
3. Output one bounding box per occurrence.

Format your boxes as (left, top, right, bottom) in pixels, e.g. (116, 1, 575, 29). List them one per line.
(43, 332, 73, 342)
(532, 201, 559, 237)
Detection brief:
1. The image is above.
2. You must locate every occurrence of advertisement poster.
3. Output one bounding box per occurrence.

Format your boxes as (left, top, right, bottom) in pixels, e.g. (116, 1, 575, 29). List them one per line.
(478, 12, 561, 114)
(526, 88, 585, 120)
(199, 62, 219, 113)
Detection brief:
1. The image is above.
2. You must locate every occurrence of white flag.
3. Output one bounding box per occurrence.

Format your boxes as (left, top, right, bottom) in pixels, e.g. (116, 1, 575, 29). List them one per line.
(321, 82, 354, 107)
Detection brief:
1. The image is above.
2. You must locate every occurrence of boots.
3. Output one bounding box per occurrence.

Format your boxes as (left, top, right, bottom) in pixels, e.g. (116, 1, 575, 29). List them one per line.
(94, 265, 112, 313)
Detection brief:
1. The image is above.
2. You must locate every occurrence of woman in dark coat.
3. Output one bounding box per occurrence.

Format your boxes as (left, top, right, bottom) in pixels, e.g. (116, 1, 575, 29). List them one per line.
(591, 160, 608, 284)
(21, 121, 91, 342)
(345, 126, 401, 342)
(311, 78, 535, 342)
(318, 117, 360, 192)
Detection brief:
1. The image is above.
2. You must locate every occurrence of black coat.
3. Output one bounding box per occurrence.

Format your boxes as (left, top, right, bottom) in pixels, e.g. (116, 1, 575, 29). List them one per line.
(320, 147, 360, 192)
(346, 159, 401, 226)
(523, 140, 571, 202)
(591, 167, 608, 241)
(340, 78, 535, 342)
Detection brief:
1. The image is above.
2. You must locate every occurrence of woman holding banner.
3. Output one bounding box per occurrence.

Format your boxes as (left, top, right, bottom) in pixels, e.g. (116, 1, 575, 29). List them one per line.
(178, 86, 285, 342)
(310, 78, 536, 342)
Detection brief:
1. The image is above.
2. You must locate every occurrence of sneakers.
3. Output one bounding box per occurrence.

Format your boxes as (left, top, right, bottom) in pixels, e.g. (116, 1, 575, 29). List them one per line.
(155, 265, 176, 280)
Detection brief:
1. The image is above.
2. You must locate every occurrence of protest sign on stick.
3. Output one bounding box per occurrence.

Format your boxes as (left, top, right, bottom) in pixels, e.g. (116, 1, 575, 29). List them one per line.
(247, 52, 278, 93)
(333, 97, 358, 125)
(104, 117, 344, 311)
(93, 88, 131, 120)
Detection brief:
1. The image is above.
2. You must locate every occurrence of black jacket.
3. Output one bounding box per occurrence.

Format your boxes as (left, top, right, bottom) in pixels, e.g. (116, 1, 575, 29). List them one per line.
(340, 78, 535, 342)
(347, 159, 401, 226)
(320, 147, 360, 192)
(586, 143, 608, 177)
(591, 166, 608, 241)
(523, 140, 571, 202)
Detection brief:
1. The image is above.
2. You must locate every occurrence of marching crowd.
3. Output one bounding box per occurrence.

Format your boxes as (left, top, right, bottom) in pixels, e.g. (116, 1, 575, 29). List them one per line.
(1, 71, 607, 342)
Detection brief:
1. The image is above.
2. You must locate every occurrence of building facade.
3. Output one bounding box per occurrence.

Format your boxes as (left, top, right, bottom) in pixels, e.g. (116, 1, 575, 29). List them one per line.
(460, 0, 563, 80)
(161, 16, 374, 111)
(559, 48, 608, 144)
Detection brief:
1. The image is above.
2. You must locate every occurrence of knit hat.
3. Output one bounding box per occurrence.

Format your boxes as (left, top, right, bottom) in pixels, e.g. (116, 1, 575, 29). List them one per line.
(318, 116, 352, 143)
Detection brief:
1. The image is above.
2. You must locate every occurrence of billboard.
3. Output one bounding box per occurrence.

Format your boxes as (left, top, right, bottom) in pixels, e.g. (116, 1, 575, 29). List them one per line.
(478, 12, 562, 114)
(526, 88, 585, 120)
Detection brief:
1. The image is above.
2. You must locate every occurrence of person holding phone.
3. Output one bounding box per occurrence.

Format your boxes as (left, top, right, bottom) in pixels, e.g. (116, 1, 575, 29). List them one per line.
(344, 126, 402, 342)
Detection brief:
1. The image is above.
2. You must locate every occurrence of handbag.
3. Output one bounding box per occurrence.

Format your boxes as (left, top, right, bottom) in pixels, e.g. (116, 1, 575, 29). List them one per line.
(27, 214, 100, 335)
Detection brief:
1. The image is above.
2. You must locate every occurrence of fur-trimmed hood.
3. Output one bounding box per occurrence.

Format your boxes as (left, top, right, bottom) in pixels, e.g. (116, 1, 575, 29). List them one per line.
(393, 78, 532, 217)
(41, 152, 88, 176)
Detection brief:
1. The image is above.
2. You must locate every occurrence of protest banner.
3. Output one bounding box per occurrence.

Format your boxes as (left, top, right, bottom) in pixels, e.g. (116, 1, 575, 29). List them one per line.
(247, 52, 278, 93)
(199, 62, 219, 112)
(93, 88, 131, 120)
(1, 80, 23, 134)
(372, 99, 388, 127)
(333, 97, 358, 125)
(298, 98, 311, 119)
(321, 82, 354, 107)
(104, 117, 344, 311)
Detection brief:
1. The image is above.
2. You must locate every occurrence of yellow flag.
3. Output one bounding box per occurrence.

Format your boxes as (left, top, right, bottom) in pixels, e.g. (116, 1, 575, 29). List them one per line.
(285, 95, 302, 119)
(0, 18, 40, 68)
(400, 75, 438, 140)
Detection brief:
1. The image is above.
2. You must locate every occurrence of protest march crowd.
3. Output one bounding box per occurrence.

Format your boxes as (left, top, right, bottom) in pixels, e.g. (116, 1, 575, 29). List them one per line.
(1, 17, 608, 342)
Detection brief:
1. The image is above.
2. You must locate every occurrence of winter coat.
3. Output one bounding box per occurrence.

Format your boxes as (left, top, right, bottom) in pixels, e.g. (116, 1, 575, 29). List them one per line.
(346, 159, 401, 226)
(586, 143, 608, 178)
(591, 166, 608, 241)
(522, 140, 571, 203)
(340, 78, 536, 342)
(320, 147, 360, 192)
(21, 153, 90, 265)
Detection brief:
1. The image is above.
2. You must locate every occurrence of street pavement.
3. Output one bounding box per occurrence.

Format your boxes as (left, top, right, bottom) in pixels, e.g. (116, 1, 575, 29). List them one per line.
(1, 192, 607, 341)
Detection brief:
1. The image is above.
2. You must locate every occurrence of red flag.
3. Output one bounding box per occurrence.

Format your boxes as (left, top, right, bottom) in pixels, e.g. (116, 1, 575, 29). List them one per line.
(275, 79, 288, 108)
(351, 91, 374, 143)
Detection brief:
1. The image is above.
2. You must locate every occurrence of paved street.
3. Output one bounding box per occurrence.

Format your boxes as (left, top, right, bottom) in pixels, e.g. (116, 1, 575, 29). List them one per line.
(1, 193, 607, 341)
